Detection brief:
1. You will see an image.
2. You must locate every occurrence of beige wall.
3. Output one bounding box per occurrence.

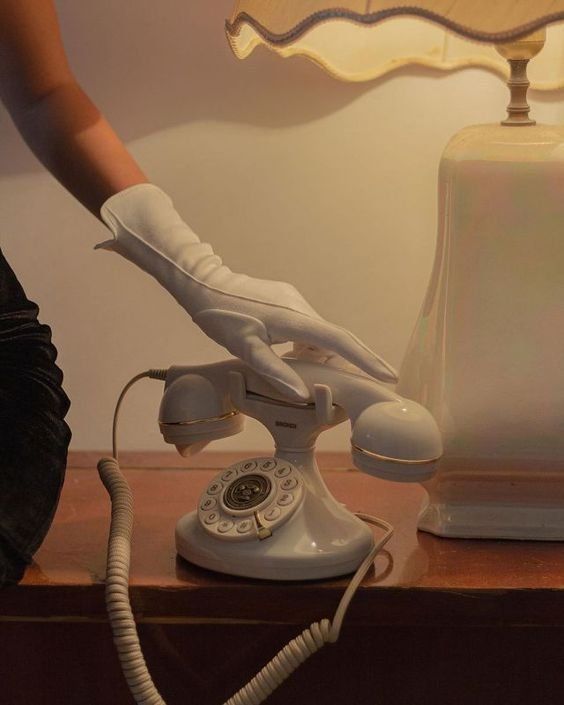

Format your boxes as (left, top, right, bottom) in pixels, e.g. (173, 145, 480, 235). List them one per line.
(1, 1, 563, 453)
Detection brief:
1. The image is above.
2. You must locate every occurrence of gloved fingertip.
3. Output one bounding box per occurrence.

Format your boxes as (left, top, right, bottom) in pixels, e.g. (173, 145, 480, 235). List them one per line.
(94, 238, 115, 251)
(275, 378, 311, 402)
(366, 359, 399, 384)
(382, 368, 400, 383)
(245, 342, 311, 401)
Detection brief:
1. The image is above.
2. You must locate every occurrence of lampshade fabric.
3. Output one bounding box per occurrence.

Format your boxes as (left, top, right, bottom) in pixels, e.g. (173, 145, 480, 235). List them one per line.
(226, 1, 564, 87)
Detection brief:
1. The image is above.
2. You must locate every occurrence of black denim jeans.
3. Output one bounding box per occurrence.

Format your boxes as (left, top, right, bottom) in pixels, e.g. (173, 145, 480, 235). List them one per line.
(0, 250, 71, 586)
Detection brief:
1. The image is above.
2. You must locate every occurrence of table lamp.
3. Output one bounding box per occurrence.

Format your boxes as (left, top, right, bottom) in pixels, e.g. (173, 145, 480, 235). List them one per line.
(226, 2, 564, 540)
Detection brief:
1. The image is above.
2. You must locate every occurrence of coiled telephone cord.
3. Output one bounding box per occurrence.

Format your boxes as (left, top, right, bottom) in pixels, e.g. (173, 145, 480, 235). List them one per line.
(97, 370, 393, 705)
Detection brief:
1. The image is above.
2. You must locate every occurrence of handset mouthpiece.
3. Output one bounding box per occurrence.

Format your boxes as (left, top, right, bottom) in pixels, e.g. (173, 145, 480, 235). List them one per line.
(158, 367, 244, 453)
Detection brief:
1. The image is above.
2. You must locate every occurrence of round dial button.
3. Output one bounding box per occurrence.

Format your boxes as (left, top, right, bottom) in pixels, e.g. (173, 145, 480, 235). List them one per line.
(221, 468, 237, 482)
(277, 493, 294, 507)
(217, 520, 234, 534)
(280, 477, 298, 491)
(274, 465, 291, 478)
(260, 459, 277, 472)
(236, 519, 253, 534)
(240, 460, 257, 473)
(200, 497, 217, 512)
(207, 482, 223, 495)
(204, 511, 219, 524)
(263, 506, 281, 522)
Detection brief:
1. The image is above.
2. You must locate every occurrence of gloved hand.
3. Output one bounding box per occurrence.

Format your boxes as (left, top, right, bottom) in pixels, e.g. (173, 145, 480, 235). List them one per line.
(97, 184, 398, 400)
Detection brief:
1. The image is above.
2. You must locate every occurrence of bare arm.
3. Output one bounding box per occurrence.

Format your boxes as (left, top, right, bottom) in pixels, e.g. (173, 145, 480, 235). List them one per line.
(0, 0, 147, 217)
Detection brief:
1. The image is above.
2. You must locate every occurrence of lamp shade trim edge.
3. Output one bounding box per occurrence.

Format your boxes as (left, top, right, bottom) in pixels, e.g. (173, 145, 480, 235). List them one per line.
(226, 7, 564, 46)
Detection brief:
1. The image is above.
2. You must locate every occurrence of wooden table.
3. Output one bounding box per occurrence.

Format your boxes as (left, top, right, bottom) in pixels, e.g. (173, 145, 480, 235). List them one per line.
(3, 465, 564, 705)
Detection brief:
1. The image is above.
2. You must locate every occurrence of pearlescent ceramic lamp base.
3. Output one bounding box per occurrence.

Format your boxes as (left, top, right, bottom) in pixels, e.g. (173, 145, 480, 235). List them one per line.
(399, 121, 564, 539)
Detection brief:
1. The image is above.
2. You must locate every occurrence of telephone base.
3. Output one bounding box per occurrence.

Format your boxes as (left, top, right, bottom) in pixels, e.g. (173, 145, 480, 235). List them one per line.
(176, 500, 374, 581)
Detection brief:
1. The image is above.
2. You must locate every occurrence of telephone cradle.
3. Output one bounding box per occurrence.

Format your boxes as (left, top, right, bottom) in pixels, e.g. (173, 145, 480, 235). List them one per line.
(159, 356, 443, 581)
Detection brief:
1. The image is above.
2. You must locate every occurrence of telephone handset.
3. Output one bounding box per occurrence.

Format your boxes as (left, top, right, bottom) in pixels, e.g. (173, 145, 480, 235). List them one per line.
(158, 355, 442, 580)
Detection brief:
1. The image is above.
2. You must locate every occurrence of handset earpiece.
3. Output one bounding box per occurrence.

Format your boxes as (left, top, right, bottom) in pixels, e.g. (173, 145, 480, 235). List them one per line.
(350, 399, 442, 482)
(277, 357, 443, 482)
(158, 363, 244, 456)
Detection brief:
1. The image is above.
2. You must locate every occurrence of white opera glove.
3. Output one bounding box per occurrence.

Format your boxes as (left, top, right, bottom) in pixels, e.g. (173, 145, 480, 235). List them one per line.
(96, 184, 398, 400)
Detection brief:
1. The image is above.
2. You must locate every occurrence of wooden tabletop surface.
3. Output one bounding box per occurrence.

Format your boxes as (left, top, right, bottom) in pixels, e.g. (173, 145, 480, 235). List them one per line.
(7, 466, 564, 627)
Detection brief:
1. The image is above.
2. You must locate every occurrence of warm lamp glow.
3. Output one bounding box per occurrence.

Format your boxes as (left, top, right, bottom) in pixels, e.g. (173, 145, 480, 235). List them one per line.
(226, 1, 564, 88)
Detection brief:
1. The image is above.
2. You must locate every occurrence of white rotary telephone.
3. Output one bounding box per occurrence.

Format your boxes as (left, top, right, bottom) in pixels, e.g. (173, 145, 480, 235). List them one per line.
(158, 355, 442, 581)
(98, 354, 442, 704)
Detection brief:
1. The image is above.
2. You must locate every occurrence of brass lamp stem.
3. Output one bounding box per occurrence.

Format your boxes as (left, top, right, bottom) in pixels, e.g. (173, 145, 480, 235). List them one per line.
(503, 58, 534, 125)
(495, 29, 546, 127)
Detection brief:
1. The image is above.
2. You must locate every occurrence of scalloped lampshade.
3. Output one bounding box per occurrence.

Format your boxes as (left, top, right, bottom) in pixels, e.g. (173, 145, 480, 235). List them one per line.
(226, 1, 564, 88)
